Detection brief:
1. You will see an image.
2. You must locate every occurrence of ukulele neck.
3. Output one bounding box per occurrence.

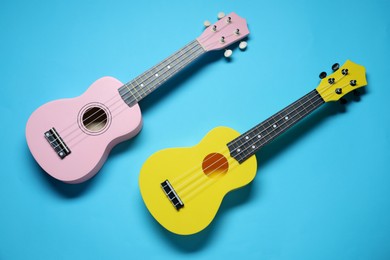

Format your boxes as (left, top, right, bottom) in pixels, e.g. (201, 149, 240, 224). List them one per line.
(228, 89, 325, 163)
(118, 40, 205, 106)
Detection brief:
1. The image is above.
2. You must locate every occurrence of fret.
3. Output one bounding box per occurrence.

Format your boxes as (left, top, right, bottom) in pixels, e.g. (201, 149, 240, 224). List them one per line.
(305, 93, 315, 107)
(233, 135, 244, 150)
(274, 112, 285, 125)
(267, 116, 277, 129)
(130, 82, 143, 100)
(227, 89, 325, 163)
(119, 84, 136, 105)
(119, 40, 205, 107)
(302, 95, 314, 111)
(227, 141, 238, 152)
(131, 78, 144, 98)
(255, 126, 266, 145)
(312, 95, 321, 107)
(143, 44, 203, 95)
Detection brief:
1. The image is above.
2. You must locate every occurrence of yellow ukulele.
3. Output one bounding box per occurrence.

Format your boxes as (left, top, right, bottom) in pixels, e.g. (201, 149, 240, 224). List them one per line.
(139, 60, 367, 235)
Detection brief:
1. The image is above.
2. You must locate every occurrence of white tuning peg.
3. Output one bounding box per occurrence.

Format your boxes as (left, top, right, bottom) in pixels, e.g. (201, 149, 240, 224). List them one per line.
(203, 20, 211, 27)
(217, 12, 225, 19)
(224, 49, 233, 58)
(239, 41, 248, 50)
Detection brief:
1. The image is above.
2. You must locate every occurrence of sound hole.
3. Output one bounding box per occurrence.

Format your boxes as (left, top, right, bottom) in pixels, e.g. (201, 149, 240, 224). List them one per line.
(82, 107, 108, 132)
(202, 153, 229, 178)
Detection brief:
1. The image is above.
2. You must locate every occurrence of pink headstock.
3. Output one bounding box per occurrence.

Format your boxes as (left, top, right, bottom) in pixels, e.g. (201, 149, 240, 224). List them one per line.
(196, 12, 249, 51)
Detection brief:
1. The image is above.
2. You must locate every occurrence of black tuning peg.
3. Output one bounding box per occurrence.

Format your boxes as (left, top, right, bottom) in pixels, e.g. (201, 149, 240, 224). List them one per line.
(319, 71, 327, 79)
(340, 98, 347, 104)
(332, 63, 340, 71)
(353, 90, 360, 96)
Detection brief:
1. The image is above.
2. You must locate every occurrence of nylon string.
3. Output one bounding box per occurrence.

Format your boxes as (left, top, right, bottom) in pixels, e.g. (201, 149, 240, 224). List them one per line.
(169, 77, 354, 203)
(48, 40, 204, 152)
(51, 28, 243, 153)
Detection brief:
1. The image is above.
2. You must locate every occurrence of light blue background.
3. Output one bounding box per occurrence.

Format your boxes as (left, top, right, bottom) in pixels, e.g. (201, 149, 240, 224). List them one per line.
(1, 0, 389, 259)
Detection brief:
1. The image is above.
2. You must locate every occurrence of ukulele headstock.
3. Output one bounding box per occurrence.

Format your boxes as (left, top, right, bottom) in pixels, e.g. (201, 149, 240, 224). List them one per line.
(316, 60, 367, 102)
(196, 12, 249, 52)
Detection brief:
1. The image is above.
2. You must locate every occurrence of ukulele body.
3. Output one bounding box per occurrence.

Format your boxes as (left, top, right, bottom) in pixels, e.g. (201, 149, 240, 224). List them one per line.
(25, 12, 250, 184)
(26, 76, 142, 183)
(139, 126, 257, 235)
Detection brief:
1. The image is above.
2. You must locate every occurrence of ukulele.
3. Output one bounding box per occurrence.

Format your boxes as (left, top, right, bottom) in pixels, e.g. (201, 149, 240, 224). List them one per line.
(26, 12, 249, 183)
(139, 60, 367, 235)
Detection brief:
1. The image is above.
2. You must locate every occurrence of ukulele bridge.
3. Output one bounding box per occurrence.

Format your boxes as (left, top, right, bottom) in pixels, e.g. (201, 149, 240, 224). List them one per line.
(161, 180, 184, 210)
(44, 127, 71, 159)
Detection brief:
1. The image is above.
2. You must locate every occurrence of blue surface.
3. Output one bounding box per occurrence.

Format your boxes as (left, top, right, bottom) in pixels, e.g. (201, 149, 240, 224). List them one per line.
(1, 0, 390, 259)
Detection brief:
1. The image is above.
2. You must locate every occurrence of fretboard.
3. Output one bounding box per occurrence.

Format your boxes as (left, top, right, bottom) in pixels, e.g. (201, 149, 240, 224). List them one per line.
(118, 40, 205, 107)
(227, 89, 325, 163)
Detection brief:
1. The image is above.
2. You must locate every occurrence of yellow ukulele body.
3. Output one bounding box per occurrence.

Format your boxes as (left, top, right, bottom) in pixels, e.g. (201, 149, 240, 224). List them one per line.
(139, 60, 367, 236)
(139, 126, 257, 235)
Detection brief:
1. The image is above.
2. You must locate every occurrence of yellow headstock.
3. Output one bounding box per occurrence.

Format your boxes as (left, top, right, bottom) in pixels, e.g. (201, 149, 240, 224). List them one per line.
(316, 60, 367, 102)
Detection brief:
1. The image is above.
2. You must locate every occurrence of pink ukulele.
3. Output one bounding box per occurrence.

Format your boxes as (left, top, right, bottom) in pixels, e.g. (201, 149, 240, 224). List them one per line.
(26, 12, 249, 183)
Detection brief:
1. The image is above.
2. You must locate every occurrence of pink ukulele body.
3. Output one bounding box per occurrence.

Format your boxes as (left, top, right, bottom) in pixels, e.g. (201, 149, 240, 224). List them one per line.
(26, 77, 142, 183)
(25, 12, 250, 183)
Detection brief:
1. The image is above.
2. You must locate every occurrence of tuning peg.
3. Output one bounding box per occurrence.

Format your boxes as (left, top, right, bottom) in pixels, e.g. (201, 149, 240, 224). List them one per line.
(332, 63, 340, 71)
(203, 20, 211, 27)
(340, 98, 347, 104)
(239, 41, 248, 50)
(350, 80, 357, 86)
(217, 12, 225, 19)
(335, 88, 342, 94)
(224, 49, 233, 58)
(319, 72, 327, 79)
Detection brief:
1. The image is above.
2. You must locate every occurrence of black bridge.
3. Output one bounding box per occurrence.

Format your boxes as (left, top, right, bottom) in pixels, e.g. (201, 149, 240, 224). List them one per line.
(44, 127, 71, 159)
(161, 180, 184, 210)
